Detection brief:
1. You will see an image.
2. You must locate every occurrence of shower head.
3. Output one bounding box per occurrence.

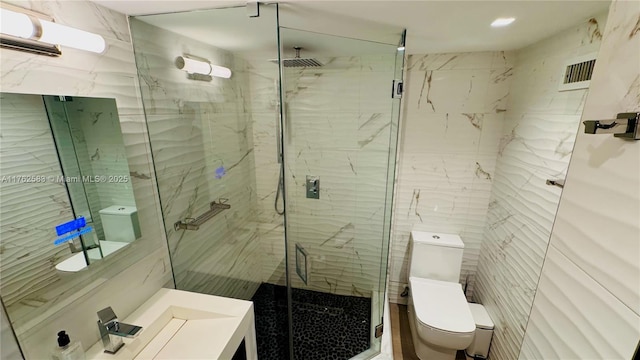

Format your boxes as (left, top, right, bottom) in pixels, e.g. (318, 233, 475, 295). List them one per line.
(273, 47, 323, 68)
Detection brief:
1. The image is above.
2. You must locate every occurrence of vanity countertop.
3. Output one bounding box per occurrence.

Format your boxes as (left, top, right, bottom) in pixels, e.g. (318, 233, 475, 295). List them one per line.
(85, 288, 256, 360)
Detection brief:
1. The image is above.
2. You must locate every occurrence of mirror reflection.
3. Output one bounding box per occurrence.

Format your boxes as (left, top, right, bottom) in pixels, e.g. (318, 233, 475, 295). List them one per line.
(0, 93, 140, 274)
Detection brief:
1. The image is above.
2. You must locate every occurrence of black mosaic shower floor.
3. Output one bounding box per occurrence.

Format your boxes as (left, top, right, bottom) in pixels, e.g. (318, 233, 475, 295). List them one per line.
(251, 283, 371, 360)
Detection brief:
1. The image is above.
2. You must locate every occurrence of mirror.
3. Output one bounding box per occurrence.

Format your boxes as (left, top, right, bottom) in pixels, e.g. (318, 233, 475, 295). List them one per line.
(0, 93, 141, 273)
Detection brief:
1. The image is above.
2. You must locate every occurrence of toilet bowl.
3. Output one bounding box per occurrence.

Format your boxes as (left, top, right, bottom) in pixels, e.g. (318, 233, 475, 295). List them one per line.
(407, 231, 476, 360)
(408, 277, 475, 359)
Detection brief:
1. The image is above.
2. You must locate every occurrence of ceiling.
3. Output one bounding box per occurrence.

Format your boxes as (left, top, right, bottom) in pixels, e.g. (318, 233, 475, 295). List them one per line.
(93, 0, 611, 55)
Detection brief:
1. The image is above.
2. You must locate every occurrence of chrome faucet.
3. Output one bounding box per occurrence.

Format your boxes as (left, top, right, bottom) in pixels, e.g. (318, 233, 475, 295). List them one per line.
(67, 238, 82, 253)
(97, 307, 142, 354)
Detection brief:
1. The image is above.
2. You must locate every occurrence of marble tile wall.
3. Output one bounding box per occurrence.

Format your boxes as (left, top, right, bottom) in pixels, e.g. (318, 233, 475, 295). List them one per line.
(281, 54, 398, 297)
(129, 19, 264, 300)
(0, 1, 171, 359)
(388, 51, 513, 304)
(246, 59, 286, 286)
(64, 97, 135, 208)
(1, 298, 22, 359)
(519, 0, 640, 358)
(473, 13, 608, 360)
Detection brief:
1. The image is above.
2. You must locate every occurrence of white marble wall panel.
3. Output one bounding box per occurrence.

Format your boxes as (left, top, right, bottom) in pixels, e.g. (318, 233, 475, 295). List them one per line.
(1, 299, 22, 360)
(474, 13, 608, 360)
(65, 98, 135, 206)
(389, 51, 513, 304)
(244, 60, 286, 285)
(281, 53, 397, 297)
(0, 1, 170, 359)
(130, 20, 263, 300)
(0, 94, 74, 308)
(521, 1, 640, 358)
(520, 247, 640, 360)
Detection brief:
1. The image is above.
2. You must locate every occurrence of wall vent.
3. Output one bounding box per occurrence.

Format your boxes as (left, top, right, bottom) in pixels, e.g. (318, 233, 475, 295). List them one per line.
(558, 53, 597, 91)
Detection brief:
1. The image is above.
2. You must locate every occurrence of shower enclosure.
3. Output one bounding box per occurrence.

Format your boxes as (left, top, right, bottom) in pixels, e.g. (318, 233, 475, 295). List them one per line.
(130, 4, 404, 359)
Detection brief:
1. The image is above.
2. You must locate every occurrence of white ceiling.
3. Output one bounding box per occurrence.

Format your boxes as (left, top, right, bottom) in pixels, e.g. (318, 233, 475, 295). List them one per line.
(94, 0, 611, 55)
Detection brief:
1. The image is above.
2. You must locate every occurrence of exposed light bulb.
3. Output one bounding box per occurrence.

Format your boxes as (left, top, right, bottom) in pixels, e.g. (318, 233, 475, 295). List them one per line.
(38, 19, 106, 53)
(0, 8, 35, 38)
(491, 17, 516, 27)
(176, 56, 232, 79)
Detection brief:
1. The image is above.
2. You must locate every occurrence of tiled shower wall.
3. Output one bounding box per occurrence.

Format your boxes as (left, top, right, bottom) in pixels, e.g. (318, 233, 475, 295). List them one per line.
(519, 0, 640, 358)
(281, 54, 396, 297)
(130, 20, 264, 300)
(474, 13, 608, 360)
(247, 59, 286, 286)
(388, 51, 513, 303)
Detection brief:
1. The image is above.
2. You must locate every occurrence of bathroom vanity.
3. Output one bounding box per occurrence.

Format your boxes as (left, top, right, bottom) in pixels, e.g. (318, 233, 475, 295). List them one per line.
(84, 289, 257, 359)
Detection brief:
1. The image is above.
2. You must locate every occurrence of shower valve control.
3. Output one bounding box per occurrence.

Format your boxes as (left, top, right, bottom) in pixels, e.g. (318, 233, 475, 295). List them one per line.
(306, 175, 320, 199)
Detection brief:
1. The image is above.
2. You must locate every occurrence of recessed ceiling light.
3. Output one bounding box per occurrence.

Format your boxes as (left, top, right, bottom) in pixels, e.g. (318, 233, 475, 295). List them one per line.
(491, 17, 516, 27)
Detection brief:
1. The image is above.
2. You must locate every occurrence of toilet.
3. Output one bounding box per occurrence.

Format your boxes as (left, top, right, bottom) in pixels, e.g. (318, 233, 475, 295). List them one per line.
(98, 205, 141, 242)
(406, 231, 476, 360)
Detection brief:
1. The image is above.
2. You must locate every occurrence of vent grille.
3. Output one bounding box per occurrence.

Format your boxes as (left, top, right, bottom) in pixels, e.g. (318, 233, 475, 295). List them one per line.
(563, 59, 596, 84)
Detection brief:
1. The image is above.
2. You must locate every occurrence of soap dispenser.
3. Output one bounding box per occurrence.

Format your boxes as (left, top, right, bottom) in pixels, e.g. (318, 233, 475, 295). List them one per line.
(51, 331, 85, 360)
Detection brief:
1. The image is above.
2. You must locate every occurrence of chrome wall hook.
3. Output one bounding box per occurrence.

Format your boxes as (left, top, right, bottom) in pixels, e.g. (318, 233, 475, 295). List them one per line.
(583, 112, 640, 140)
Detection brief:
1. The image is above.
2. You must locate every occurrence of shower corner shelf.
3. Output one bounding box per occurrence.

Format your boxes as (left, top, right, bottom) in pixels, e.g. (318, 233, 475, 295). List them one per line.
(174, 199, 231, 231)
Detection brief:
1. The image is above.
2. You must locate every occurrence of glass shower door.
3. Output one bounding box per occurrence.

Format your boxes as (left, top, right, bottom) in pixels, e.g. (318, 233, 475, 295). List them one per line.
(279, 28, 404, 359)
(131, 4, 291, 358)
(131, 3, 404, 358)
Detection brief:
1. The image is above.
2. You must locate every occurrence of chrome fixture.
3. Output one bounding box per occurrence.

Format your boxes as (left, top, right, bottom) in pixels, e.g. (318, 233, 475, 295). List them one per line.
(392, 79, 403, 99)
(271, 47, 323, 68)
(97, 307, 142, 354)
(174, 199, 231, 231)
(295, 243, 308, 285)
(67, 239, 82, 253)
(175, 54, 232, 80)
(0, 3, 105, 56)
(546, 179, 565, 188)
(306, 175, 320, 199)
(583, 112, 640, 140)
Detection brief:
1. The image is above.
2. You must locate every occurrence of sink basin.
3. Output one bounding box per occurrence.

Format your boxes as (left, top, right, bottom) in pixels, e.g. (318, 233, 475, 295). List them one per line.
(85, 289, 257, 360)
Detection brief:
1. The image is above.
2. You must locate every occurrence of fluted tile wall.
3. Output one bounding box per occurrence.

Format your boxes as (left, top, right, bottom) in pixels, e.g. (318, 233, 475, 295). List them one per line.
(130, 19, 264, 300)
(520, 0, 640, 358)
(474, 13, 608, 360)
(1, 299, 21, 359)
(281, 54, 398, 297)
(246, 59, 286, 285)
(388, 52, 513, 303)
(0, 1, 171, 359)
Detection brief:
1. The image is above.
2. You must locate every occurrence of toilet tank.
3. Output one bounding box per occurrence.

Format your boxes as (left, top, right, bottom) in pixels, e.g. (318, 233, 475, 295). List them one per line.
(99, 205, 141, 243)
(409, 231, 464, 282)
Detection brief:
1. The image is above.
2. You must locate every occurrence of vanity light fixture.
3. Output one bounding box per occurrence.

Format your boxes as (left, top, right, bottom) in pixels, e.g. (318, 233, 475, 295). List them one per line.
(491, 17, 516, 27)
(0, 4, 106, 56)
(175, 55, 232, 80)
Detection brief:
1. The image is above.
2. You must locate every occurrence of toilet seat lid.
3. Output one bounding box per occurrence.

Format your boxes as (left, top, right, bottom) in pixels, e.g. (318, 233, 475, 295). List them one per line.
(410, 277, 475, 334)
